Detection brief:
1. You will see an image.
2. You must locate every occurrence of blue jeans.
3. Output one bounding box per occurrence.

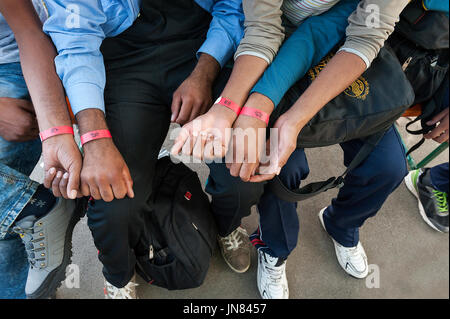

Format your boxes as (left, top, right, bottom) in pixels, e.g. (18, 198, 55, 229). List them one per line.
(0, 62, 42, 299)
(250, 126, 408, 258)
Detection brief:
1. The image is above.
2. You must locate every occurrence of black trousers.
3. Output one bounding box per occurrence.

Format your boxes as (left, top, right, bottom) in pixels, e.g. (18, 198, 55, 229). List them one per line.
(88, 0, 263, 288)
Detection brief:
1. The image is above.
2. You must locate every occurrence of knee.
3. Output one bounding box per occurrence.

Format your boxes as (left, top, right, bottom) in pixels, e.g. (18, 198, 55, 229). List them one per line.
(381, 154, 408, 187)
(86, 198, 133, 252)
(278, 149, 309, 188)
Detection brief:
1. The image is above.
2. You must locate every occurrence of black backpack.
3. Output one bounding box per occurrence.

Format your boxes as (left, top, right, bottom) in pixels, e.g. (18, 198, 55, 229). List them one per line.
(386, 0, 449, 155)
(268, 46, 415, 201)
(134, 156, 217, 290)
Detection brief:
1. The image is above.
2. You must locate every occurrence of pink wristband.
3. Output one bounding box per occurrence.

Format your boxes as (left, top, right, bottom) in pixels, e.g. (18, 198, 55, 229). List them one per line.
(239, 107, 270, 125)
(215, 96, 242, 115)
(39, 126, 74, 142)
(80, 129, 112, 146)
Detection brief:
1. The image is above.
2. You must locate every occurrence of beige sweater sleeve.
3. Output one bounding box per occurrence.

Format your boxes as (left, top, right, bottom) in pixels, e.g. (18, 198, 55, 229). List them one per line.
(340, 0, 410, 67)
(234, 0, 285, 64)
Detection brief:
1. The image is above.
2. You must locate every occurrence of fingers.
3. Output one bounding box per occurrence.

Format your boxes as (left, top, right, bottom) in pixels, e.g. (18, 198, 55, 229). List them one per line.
(433, 130, 449, 144)
(425, 124, 448, 140)
(98, 180, 114, 202)
(51, 171, 63, 197)
(426, 108, 448, 126)
(203, 135, 217, 160)
(182, 134, 197, 157)
(188, 102, 204, 123)
(67, 163, 81, 199)
(171, 94, 182, 123)
(239, 163, 257, 182)
(80, 180, 91, 198)
(249, 173, 276, 183)
(123, 166, 135, 199)
(88, 183, 101, 201)
(176, 98, 194, 125)
(192, 131, 208, 160)
(171, 125, 192, 156)
(44, 167, 56, 189)
(59, 172, 69, 199)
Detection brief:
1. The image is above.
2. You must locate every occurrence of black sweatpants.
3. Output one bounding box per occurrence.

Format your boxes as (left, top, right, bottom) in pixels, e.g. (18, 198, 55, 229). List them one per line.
(87, 0, 263, 288)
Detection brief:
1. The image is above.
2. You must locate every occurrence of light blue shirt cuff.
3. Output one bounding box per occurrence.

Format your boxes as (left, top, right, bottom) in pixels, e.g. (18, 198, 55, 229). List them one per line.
(197, 32, 235, 68)
(65, 82, 105, 116)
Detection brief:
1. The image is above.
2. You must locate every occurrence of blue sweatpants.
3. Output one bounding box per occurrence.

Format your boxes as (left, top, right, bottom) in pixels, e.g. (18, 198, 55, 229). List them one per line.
(430, 163, 449, 194)
(250, 126, 408, 258)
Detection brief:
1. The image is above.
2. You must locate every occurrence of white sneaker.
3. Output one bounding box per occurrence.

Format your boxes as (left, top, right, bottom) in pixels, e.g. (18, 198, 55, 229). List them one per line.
(104, 276, 139, 299)
(318, 208, 369, 279)
(257, 250, 289, 299)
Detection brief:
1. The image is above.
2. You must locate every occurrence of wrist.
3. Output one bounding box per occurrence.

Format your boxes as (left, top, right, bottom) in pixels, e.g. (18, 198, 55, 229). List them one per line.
(243, 93, 274, 115)
(210, 103, 238, 124)
(82, 136, 114, 153)
(191, 53, 220, 85)
(282, 106, 309, 133)
(42, 133, 76, 147)
(76, 108, 108, 135)
(39, 125, 74, 142)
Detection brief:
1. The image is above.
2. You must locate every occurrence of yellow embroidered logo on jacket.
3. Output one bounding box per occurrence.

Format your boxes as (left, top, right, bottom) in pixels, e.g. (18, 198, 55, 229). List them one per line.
(308, 54, 370, 100)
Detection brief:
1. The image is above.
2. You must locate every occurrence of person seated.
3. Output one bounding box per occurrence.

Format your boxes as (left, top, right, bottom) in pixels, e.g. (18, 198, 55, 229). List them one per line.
(41, 0, 246, 299)
(0, 0, 86, 299)
(173, 0, 410, 299)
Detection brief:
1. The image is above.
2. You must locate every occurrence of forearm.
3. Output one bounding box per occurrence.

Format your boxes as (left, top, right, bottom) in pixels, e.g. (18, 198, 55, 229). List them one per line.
(288, 51, 366, 130)
(221, 55, 269, 108)
(76, 109, 108, 136)
(251, 0, 360, 107)
(1, 0, 72, 131)
(191, 53, 221, 85)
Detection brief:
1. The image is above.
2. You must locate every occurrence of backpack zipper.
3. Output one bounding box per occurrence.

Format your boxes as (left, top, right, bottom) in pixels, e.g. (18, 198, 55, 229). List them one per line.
(149, 245, 154, 260)
(402, 56, 413, 71)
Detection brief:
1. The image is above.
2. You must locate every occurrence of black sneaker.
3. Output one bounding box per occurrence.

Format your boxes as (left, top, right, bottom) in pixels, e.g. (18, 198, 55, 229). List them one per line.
(405, 168, 449, 233)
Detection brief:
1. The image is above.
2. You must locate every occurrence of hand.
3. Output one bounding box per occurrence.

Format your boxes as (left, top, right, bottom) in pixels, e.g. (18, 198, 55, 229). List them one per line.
(171, 104, 237, 160)
(249, 113, 303, 183)
(80, 138, 134, 202)
(424, 107, 449, 144)
(227, 114, 268, 182)
(171, 67, 214, 125)
(226, 93, 275, 182)
(42, 134, 82, 199)
(0, 97, 38, 142)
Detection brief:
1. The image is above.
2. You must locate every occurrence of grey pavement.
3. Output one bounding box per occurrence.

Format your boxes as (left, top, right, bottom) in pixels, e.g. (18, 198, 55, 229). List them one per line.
(31, 118, 449, 299)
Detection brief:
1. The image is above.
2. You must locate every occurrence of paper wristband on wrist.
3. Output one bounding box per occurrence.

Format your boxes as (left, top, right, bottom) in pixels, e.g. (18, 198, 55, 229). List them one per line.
(80, 129, 112, 146)
(215, 96, 242, 115)
(239, 107, 270, 125)
(39, 126, 74, 142)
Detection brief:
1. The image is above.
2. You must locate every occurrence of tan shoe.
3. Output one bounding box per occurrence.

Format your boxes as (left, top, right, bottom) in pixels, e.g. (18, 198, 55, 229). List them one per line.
(217, 227, 251, 273)
(104, 274, 139, 299)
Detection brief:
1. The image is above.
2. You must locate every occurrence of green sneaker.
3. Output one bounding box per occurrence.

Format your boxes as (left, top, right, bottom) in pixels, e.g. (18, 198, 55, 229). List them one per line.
(405, 168, 448, 233)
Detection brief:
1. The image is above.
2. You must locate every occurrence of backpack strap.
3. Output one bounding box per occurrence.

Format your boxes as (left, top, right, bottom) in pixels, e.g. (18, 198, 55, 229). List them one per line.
(266, 130, 386, 203)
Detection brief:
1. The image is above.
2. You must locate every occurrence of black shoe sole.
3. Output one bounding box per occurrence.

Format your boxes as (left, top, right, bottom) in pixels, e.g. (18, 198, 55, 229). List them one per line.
(26, 197, 88, 299)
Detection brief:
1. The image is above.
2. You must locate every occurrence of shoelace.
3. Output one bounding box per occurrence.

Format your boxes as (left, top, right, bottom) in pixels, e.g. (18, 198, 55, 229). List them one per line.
(262, 255, 284, 284)
(264, 265, 283, 284)
(223, 229, 244, 251)
(433, 190, 448, 213)
(12, 224, 46, 269)
(105, 281, 139, 299)
(337, 243, 361, 261)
